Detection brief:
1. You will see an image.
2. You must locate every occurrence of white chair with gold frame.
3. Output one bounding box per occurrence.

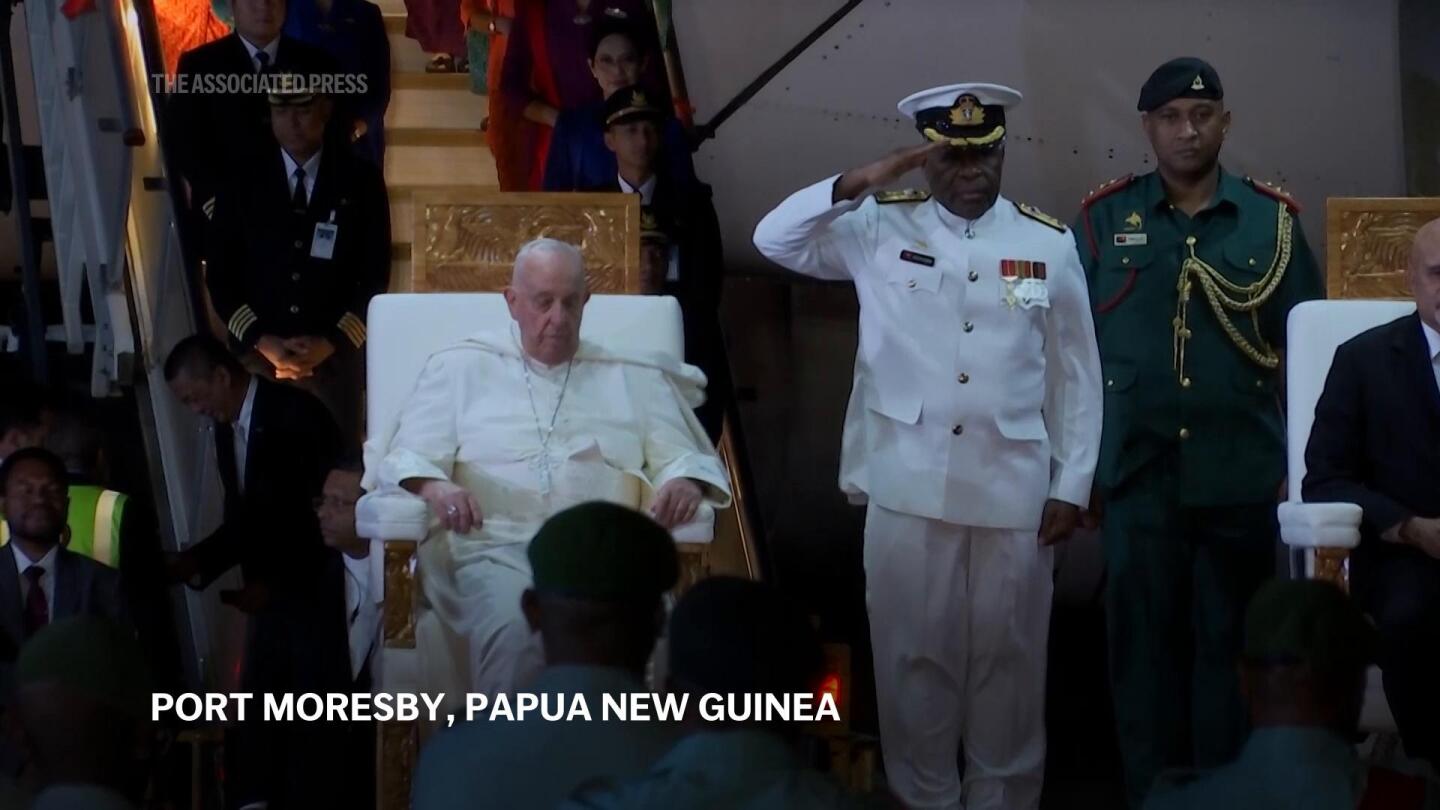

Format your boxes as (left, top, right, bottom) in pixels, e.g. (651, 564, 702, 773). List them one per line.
(355, 292, 720, 807)
(1277, 298, 1412, 733)
(1276, 197, 1440, 737)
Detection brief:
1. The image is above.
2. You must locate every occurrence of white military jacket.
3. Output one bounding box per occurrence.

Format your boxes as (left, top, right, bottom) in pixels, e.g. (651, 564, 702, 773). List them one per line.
(753, 175, 1102, 529)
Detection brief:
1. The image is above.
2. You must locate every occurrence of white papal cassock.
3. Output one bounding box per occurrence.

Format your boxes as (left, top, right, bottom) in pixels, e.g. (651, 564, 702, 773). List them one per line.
(368, 325, 731, 703)
(753, 176, 1103, 810)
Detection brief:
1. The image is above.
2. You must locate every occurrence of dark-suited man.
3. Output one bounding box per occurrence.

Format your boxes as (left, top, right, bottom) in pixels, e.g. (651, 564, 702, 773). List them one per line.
(0, 448, 128, 688)
(163, 335, 345, 809)
(307, 463, 379, 809)
(1303, 217, 1440, 769)
(205, 76, 390, 440)
(584, 86, 730, 441)
(169, 0, 338, 216)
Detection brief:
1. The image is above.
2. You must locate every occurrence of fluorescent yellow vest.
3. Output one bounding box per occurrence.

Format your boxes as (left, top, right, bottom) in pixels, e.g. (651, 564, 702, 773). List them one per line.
(0, 484, 125, 568)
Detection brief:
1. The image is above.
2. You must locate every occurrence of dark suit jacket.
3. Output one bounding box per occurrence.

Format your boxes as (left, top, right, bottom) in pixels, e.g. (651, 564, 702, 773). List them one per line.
(1303, 313, 1440, 596)
(168, 34, 339, 204)
(0, 543, 129, 703)
(191, 379, 340, 597)
(587, 174, 731, 440)
(0, 543, 128, 650)
(206, 145, 390, 353)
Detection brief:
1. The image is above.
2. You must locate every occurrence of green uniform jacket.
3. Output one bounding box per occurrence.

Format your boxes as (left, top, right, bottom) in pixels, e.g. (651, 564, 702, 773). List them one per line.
(1072, 169, 1323, 505)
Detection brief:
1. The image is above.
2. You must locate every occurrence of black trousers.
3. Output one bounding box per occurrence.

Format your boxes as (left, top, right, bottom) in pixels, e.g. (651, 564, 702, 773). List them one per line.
(1355, 543, 1440, 767)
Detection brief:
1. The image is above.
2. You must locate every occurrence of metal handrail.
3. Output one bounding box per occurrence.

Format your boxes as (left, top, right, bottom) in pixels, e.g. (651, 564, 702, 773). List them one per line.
(0, 1, 50, 383)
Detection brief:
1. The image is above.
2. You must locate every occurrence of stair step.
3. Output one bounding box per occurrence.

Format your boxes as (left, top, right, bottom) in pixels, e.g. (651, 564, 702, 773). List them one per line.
(385, 13, 478, 74)
(389, 257, 411, 292)
(385, 141, 496, 187)
(389, 28, 430, 73)
(386, 81, 486, 130)
(393, 72, 473, 91)
(387, 129, 486, 148)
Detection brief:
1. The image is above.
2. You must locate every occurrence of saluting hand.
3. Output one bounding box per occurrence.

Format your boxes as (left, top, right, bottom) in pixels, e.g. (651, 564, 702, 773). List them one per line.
(833, 142, 945, 203)
(1039, 499, 1081, 547)
(651, 478, 703, 529)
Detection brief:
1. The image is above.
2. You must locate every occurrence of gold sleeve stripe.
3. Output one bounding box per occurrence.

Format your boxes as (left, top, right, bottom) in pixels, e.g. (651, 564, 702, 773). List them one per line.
(338, 313, 366, 347)
(228, 306, 258, 340)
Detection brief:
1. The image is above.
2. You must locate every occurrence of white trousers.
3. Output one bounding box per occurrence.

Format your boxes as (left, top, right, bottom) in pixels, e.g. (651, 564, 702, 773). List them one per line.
(864, 504, 1053, 810)
(417, 541, 545, 717)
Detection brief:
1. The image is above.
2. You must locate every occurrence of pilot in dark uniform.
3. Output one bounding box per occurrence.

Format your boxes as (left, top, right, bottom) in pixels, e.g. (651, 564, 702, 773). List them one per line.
(205, 73, 391, 440)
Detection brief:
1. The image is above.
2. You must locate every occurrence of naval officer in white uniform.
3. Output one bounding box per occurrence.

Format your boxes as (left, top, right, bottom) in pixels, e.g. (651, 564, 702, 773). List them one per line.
(752, 83, 1103, 810)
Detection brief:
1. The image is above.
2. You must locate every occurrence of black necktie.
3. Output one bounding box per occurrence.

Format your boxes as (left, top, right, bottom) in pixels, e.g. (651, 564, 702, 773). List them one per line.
(215, 424, 242, 517)
(292, 167, 308, 211)
(255, 50, 271, 72)
(23, 566, 47, 639)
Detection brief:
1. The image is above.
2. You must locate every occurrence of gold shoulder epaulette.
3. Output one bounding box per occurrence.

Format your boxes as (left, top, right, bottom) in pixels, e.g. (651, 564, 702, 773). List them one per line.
(1079, 174, 1135, 209)
(1016, 202, 1066, 232)
(875, 189, 930, 205)
(1245, 177, 1303, 214)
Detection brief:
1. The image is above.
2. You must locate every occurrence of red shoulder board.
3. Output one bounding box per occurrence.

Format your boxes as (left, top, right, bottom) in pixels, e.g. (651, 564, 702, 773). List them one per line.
(1079, 174, 1135, 209)
(1247, 178, 1302, 214)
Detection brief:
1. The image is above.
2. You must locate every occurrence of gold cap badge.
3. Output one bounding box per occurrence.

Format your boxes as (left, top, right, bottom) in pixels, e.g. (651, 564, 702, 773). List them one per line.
(950, 95, 985, 126)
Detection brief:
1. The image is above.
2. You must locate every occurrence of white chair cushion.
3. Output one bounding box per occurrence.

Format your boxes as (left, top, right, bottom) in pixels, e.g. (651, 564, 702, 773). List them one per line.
(1277, 502, 1363, 549)
(356, 488, 430, 542)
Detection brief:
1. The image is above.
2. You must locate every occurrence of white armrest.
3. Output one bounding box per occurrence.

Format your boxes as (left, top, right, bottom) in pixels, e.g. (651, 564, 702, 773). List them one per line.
(669, 503, 715, 544)
(1277, 501, 1363, 549)
(357, 488, 430, 541)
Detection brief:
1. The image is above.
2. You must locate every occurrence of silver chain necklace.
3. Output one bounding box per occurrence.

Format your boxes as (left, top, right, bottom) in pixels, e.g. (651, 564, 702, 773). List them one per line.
(519, 350, 574, 496)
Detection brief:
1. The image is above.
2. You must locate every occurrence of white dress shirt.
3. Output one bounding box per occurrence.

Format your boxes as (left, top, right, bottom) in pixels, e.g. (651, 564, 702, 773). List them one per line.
(233, 377, 258, 496)
(12, 542, 58, 619)
(618, 173, 679, 282)
(238, 35, 280, 73)
(343, 546, 383, 683)
(282, 149, 323, 203)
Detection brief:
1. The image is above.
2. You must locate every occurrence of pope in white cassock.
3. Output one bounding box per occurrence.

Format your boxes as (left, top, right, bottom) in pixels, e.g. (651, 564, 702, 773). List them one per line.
(370, 238, 732, 699)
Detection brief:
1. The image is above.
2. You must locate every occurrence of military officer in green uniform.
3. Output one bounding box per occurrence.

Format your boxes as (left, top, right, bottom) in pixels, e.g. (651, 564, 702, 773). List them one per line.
(1071, 57, 1324, 806)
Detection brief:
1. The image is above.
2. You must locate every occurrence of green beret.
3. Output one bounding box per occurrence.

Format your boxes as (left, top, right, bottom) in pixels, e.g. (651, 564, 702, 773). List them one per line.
(17, 616, 150, 718)
(1243, 579, 1376, 675)
(528, 501, 678, 602)
(1138, 57, 1223, 112)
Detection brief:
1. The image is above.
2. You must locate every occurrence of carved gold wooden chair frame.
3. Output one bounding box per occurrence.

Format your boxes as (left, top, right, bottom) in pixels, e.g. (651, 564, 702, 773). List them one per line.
(375, 190, 760, 809)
